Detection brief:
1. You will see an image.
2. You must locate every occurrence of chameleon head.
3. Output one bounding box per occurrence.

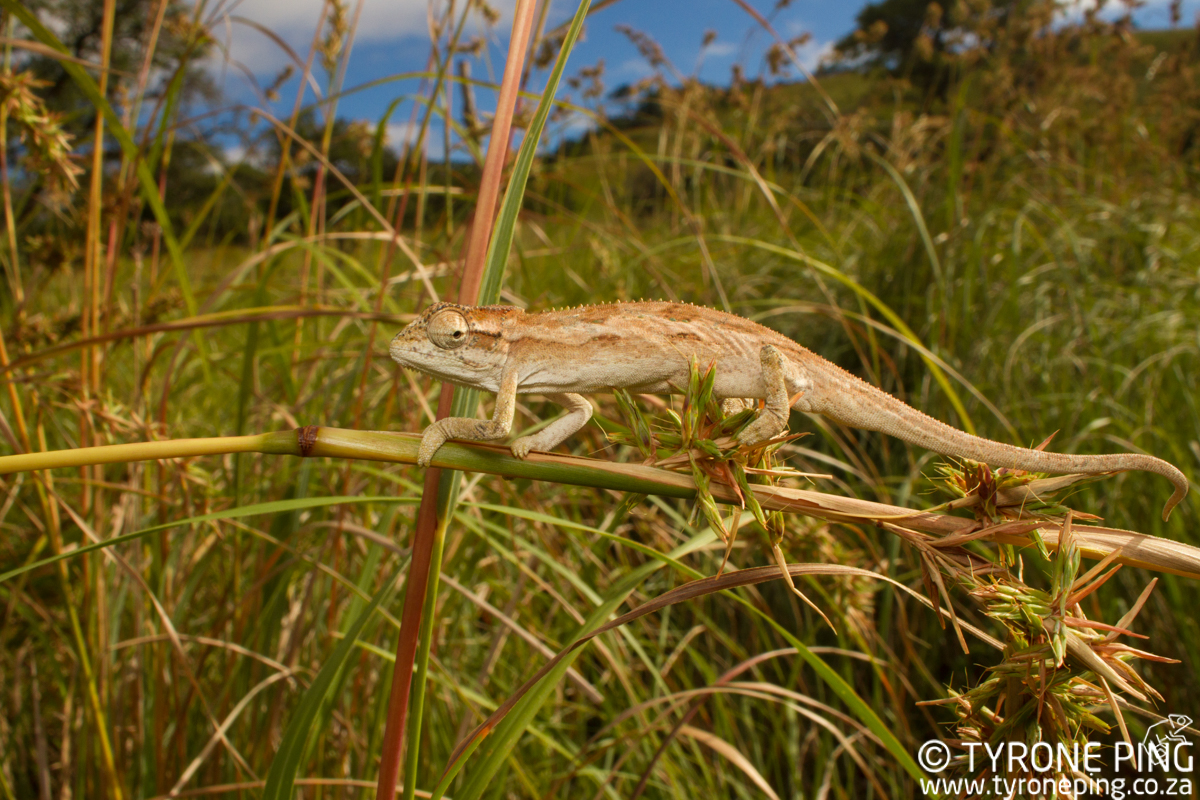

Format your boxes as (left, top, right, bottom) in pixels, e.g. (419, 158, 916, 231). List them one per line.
(389, 302, 516, 388)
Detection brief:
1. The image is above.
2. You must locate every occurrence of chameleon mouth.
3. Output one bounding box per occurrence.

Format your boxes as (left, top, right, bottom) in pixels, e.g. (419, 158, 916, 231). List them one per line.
(388, 336, 414, 364)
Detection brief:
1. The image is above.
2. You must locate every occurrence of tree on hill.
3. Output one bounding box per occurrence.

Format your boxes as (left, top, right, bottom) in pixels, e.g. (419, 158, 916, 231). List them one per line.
(16, 0, 216, 138)
(835, 0, 949, 68)
(7, 0, 217, 242)
(832, 0, 1046, 91)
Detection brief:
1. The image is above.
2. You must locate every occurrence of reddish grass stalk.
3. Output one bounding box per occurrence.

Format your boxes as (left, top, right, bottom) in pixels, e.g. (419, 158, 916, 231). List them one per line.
(458, 0, 538, 288)
(372, 1, 539, 798)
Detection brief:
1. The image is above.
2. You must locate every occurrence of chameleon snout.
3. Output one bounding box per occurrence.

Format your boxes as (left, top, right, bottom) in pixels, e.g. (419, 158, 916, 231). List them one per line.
(387, 333, 409, 364)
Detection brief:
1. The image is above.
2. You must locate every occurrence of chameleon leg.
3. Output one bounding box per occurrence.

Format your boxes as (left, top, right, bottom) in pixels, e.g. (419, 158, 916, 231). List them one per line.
(417, 368, 518, 466)
(735, 344, 791, 448)
(510, 393, 594, 458)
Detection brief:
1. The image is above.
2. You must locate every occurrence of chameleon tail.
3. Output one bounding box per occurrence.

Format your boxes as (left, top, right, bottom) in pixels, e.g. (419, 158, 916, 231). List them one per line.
(801, 368, 1189, 521)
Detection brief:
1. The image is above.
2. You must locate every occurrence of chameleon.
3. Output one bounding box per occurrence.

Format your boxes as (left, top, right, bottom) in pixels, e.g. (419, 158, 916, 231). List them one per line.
(389, 300, 1189, 520)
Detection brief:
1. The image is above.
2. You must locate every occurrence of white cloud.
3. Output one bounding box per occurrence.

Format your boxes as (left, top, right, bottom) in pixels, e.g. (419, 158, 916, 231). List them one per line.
(765, 36, 834, 75)
(385, 120, 447, 160)
(385, 121, 419, 148)
(1064, 0, 1173, 11)
(1057, 0, 1190, 24)
(705, 41, 738, 59)
(612, 57, 655, 80)
(782, 19, 810, 37)
(795, 38, 834, 73)
(227, 0, 425, 45)
(553, 109, 593, 138)
(207, 0, 516, 77)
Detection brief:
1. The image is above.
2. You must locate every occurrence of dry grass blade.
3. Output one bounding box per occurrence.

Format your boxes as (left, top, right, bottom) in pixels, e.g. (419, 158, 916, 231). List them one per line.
(992, 524, 1200, 580)
(1063, 629, 1146, 702)
(167, 670, 297, 796)
(628, 683, 889, 800)
(770, 540, 835, 631)
(437, 572, 602, 703)
(4, 307, 409, 373)
(676, 725, 782, 800)
(50, 490, 259, 778)
(0, 38, 133, 75)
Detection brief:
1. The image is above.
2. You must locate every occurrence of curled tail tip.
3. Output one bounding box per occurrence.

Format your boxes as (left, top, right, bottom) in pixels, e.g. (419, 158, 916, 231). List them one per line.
(1163, 484, 1189, 522)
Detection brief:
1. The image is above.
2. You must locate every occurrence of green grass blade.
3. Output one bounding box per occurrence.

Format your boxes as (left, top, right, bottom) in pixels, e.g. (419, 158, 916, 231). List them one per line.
(0, 497, 418, 585)
(755, 609, 926, 786)
(440, 529, 707, 800)
(261, 574, 396, 800)
(179, 166, 238, 251)
(441, 559, 932, 799)
(395, 5, 592, 795)
(477, 0, 591, 305)
(863, 150, 946, 306)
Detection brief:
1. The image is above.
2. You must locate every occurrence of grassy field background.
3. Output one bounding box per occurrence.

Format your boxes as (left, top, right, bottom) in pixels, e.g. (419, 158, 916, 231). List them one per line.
(2, 0, 1200, 797)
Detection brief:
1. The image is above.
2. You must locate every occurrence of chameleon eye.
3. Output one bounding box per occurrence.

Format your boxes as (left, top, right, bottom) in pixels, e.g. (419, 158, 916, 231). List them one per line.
(427, 309, 469, 350)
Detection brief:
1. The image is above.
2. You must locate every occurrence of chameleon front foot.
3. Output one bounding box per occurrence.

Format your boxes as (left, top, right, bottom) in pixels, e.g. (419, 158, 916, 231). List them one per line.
(418, 426, 564, 464)
(416, 415, 511, 467)
(415, 369, 520, 467)
(417, 424, 451, 467)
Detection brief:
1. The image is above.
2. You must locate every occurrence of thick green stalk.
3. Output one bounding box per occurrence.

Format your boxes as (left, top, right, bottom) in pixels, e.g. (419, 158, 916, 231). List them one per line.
(0, 433, 296, 475)
(4, 430, 1199, 583)
(0, 428, 1124, 529)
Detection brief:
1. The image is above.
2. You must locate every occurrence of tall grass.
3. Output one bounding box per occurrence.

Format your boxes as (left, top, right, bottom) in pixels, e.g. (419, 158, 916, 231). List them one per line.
(1, 0, 1198, 798)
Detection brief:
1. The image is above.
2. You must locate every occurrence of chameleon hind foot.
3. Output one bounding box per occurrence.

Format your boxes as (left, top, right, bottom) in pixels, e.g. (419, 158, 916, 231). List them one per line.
(735, 344, 791, 449)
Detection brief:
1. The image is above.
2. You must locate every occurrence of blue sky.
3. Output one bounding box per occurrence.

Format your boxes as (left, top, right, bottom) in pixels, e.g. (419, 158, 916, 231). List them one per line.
(206, 0, 1200, 161)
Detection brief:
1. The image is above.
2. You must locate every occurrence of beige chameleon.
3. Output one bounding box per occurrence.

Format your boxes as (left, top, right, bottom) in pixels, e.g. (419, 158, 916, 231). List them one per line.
(390, 301, 1189, 520)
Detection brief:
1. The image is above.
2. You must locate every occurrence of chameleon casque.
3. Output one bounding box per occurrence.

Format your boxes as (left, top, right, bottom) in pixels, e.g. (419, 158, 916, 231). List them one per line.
(389, 300, 1189, 520)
